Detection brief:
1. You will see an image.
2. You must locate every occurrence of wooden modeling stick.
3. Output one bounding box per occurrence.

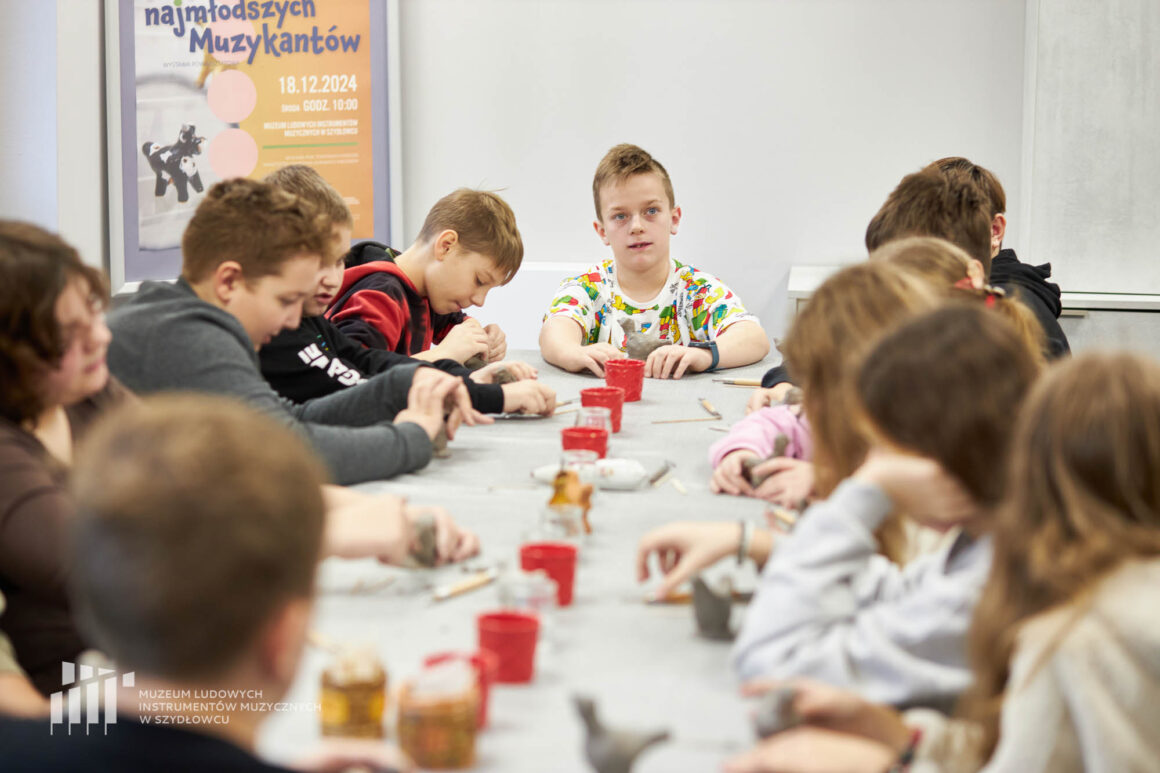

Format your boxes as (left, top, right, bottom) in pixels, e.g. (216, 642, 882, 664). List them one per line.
(651, 416, 718, 425)
(432, 567, 499, 602)
(712, 378, 762, 386)
(698, 397, 722, 419)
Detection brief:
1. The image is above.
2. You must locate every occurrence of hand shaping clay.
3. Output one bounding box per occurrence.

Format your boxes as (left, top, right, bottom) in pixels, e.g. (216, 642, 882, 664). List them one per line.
(752, 686, 801, 738)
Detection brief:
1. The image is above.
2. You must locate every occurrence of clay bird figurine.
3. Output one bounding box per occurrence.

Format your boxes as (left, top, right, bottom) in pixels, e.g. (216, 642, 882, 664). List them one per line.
(621, 318, 667, 361)
(574, 695, 670, 773)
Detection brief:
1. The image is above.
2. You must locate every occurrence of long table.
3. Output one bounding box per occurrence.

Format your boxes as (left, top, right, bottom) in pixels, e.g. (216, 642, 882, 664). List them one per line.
(259, 351, 776, 772)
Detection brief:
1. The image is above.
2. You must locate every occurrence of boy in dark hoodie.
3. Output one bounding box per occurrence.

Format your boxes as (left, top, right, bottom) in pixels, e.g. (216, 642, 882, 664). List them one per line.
(927, 156, 1070, 358)
(259, 166, 554, 416)
(326, 189, 523, 368)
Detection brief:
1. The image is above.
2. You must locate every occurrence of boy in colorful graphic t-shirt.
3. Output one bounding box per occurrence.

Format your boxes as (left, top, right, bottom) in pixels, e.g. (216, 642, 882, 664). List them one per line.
(540, 144, 768, 378)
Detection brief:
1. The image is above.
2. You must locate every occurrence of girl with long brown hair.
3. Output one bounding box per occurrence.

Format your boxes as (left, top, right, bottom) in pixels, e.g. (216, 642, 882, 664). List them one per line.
(725, 350, 1160, 773)
(637, 262, 942, 604)
(729, 303, 1040, 711)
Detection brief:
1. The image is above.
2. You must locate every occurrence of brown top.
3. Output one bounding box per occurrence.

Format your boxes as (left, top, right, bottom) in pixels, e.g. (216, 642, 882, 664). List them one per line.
(0, 378, 133, 694)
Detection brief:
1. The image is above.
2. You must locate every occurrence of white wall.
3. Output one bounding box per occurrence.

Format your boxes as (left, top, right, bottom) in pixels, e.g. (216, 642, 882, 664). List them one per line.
(9, 0, 1028, 346)
(398, 0, 1027, 347)
(0, 0, 58, 231)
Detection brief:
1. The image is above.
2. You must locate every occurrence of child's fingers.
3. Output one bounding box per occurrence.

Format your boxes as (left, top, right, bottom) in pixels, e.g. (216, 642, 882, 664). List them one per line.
(582, 354, 606, 378)
(672, 350, 695, 379)
(653, 555, 698, 600)
(751, 456, 803, 477)
(454, 529, 480, 562)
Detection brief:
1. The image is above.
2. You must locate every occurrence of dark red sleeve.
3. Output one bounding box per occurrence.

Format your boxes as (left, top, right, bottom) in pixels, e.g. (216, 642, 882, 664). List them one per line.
(329, 288, 412, 352)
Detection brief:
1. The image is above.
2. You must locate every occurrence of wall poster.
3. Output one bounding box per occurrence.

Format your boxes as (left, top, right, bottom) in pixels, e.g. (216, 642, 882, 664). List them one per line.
(106, 0, 401, 290)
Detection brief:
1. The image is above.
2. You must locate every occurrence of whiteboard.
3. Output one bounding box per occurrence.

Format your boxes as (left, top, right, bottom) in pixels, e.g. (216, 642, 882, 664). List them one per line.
(1025, 0, 1160, 295)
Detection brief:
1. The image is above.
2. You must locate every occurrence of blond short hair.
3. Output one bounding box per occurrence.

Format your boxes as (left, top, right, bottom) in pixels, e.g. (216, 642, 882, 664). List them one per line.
(592, 144, 675, 221)
(417, 189, 523, 283)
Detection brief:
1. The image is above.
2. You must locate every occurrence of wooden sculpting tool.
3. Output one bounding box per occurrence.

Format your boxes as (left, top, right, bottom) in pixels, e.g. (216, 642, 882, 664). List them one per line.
(649, 460, 675, 487)
(712, 378, 762, 386)
(670, 477, 688, 495)
(651, 416, 718, 424)
(554, 405, 579, 416)
(708, 426, 729, 433)
(698, 397, 722, 419)
(432, 567, 499, 602)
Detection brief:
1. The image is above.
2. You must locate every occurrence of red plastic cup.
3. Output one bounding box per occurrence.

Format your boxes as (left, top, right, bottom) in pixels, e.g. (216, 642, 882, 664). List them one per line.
(519, 542, 579, 606)
(561, 426, 609, 459)
(423, 650, 499, 729)
(580, 387, 625, 433)
(604, 358, 644, 402)
(477, 611, 539, 684)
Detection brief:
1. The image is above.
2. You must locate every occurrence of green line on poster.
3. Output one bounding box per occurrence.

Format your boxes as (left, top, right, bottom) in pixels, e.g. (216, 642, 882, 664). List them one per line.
(262, 142, 360, 149)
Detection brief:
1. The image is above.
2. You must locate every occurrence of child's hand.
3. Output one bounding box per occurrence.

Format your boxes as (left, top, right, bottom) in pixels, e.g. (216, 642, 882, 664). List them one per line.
(565, 343, 624, 377)
(710, 450, 759, 496)
(483, 323, 507, 362)
(635, 521, 744, 600)
(405, 504, 480, 565)
(739, 679, 911, 751)
(438, 319, 490, 363)
(469, 360, 538, 384)
(395, 369, 484, 442)
(500, 380, 557, 415)
(752, 458, 816, 508)
(746, 383, 796, 414)
(722, 727, 899, 773)
(853, 450, 976, 531)
(644, 344, 712, 379)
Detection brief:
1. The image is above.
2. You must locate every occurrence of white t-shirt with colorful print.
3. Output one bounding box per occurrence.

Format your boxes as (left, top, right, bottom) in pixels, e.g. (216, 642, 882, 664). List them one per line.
(544, 258, 756, 352)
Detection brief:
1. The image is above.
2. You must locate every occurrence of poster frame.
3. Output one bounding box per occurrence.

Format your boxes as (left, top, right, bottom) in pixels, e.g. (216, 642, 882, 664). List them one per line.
(103, 0, 403, 294)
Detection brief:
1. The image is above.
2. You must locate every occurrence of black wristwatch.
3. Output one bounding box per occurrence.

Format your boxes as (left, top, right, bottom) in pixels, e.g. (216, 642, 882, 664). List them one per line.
(688, 340, 719, 371)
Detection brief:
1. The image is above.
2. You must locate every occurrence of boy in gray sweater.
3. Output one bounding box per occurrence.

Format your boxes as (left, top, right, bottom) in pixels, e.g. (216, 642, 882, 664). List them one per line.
(109, 179, 482, 485)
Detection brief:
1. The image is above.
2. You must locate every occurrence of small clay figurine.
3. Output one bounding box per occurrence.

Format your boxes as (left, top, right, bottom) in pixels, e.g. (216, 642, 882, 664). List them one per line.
(621, 318, 667, 361)
(550, 469, 594, 534)
(574, 695, 669, 773)
(492, 366, 517, 385)
(741, 433, 790, 489)
(463, 353, 488, 371)
(692, 576, 735, 641)
(752, 686, 801, 739)
(782, 387, 804, 413)
(406, 512, 439, 568)
(432, 393, 458, 459)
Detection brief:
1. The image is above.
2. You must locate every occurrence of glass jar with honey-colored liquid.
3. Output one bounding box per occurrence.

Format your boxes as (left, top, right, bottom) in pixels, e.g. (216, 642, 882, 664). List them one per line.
(319, 646, 387, 738)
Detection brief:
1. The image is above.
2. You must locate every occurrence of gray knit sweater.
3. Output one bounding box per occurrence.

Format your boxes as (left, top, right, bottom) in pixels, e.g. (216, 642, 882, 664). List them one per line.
(108, 279, 432, 484)
(732, 479, 993, 711)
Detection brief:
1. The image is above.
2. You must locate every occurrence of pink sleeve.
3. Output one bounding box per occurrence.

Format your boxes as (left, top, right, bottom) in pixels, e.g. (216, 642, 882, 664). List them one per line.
(708, 406, 813, 468)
